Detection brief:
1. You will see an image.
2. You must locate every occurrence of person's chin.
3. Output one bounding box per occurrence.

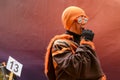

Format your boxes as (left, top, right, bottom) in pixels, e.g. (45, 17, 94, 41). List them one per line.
(80, 26, 85, 30)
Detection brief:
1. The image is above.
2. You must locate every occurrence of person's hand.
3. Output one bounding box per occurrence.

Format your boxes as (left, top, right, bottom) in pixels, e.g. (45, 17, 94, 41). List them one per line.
(80, 39, 95, 50)
(81, 29, 94, 41)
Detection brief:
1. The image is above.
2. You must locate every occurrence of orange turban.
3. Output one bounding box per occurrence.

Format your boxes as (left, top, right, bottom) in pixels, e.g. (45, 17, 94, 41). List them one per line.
(62, 6, 87, 30)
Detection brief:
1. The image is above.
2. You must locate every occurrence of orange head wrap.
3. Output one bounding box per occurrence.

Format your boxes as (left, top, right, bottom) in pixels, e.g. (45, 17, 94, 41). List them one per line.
(62, 6, 87, 30)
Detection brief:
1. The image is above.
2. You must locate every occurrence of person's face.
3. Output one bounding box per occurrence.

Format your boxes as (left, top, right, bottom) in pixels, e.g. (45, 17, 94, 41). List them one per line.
(74, 15, 88, 34)
(76, 15, 88, 26)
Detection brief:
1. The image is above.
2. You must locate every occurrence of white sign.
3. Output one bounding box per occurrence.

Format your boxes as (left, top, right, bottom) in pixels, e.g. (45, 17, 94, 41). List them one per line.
(6, 56, 23, 77)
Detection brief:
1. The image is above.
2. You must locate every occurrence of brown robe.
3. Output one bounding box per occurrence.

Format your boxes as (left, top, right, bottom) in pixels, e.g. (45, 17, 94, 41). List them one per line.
(45, 34, 106, 80)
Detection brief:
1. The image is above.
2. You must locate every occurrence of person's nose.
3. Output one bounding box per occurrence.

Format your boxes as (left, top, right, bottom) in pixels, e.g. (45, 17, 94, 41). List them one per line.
(81, 17, 88, 24)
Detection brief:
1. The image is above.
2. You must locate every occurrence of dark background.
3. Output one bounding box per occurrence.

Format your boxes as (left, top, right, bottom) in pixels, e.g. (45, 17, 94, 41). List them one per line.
(0, 0, 120, 80)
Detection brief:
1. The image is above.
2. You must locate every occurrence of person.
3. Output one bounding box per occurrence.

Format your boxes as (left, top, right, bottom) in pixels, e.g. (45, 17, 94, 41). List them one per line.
(44, 6, 106, 80)
(0, 62, 17, 80)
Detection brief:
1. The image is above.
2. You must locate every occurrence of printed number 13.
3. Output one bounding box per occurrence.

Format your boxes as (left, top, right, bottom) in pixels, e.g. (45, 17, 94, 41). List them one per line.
(10, 61, 19, 72)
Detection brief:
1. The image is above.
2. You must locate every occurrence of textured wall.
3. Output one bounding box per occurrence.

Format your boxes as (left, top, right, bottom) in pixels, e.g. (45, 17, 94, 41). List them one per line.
(0, 0, 120, 80)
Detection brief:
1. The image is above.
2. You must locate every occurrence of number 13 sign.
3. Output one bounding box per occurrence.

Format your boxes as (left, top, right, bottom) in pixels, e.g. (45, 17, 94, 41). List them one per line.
(6, 56, 23, 77)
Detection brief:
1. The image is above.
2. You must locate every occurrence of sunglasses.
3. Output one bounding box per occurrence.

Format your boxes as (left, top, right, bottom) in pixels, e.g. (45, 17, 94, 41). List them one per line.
(77, 16, 88, 24)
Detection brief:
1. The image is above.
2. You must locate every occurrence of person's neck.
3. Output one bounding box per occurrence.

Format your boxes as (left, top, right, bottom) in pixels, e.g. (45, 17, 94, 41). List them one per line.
(69, 23, 82, 35)
(65, 30, 81, 44)
(65, 30, 80, 36)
